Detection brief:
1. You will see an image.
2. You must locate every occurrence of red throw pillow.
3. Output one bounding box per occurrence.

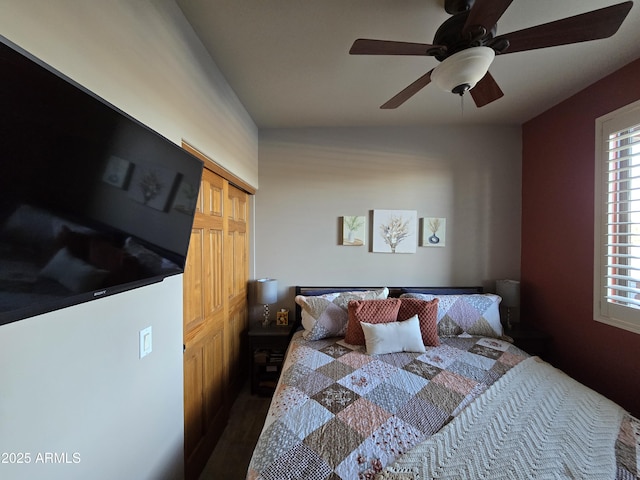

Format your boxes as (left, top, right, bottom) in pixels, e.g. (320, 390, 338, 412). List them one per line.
(345, 298, 402, 345)
(397, 298, 440, 346)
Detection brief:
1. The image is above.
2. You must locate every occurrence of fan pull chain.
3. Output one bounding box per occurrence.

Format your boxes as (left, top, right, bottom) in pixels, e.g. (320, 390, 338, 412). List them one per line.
(460, 94, 464, 117)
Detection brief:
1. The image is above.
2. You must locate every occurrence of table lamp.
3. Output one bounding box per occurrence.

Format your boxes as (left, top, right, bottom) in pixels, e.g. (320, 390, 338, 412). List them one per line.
(496, 279, 520, 330)
(256, 278, 277, 326)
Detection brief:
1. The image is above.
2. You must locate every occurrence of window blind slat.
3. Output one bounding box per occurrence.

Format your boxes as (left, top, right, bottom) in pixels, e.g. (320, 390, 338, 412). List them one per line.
(605, 183, 640, 195)
(607, 127, 640, 143)
(605, 222, 637, 228)
(608, 142, 640, 152)
(607, 129, 640, 144)
(605, 285, 640, 297)
(606, 151, 640, 164)
(605, 295, 640, 308)
(605, 274, 640, 280)
(606, 254, 640, 261)
(605, 205, 640, 213)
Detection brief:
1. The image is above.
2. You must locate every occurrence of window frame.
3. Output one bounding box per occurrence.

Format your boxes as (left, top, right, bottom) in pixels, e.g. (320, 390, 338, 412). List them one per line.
(594, 99, 640, 335)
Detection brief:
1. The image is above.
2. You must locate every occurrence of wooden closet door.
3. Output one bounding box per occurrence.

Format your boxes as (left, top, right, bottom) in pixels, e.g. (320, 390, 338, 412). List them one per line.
(226, 184, 249, 396)
(183, 168, 229, 479)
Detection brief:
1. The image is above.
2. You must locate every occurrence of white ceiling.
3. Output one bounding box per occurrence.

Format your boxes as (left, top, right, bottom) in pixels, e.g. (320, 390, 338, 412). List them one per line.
(176, 0, 640, 128)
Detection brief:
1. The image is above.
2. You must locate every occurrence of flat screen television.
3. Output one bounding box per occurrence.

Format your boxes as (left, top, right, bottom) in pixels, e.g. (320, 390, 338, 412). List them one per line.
(0, 35, 203, 326)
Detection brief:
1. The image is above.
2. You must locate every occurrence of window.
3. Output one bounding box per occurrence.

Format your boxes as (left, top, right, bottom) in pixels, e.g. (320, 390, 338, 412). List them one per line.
(594, 100, 640, 334)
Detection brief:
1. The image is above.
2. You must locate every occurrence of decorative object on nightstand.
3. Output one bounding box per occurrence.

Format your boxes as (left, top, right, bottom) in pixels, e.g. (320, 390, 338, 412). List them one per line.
(256, 278, 277, 326)
(496, 279, 520, 329)
(276, 309, 289, 325)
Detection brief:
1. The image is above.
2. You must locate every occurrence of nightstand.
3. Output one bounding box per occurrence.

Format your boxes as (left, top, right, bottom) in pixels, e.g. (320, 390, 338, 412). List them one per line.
(504, 324, 551, 358)
(248, 321, 295, 396)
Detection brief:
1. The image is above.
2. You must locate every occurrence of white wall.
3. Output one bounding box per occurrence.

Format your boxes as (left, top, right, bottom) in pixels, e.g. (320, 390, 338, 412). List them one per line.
(256, 126, 522, 310)
(0, 0, 258, 188)
(0, 277, 184, 480)
(0, 1, 258, 479)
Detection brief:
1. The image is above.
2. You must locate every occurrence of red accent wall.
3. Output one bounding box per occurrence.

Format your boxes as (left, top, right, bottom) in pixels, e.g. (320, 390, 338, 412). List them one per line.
(522, 58, 640, 417)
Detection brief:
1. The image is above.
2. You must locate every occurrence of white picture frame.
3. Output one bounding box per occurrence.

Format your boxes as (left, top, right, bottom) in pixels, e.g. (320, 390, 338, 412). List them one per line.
(421, 217, 446, 247)
(372, 209, 417, 253)
(342, 216, 366, 246)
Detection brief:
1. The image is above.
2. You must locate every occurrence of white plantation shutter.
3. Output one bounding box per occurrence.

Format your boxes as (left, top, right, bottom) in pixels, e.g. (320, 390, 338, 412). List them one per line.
(595, 101, 640, 334)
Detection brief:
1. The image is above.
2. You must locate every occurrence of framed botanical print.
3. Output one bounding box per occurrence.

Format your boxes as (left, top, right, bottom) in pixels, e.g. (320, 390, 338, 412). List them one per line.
(342, 216, 365, 246)
(421, 217, 446, 247)
(372, 209, 417, 253)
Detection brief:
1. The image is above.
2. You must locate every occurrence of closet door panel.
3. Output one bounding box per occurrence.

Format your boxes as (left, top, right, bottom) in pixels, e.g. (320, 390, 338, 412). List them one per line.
(183, 168, 229, 479)
(183, 167, 251, 479)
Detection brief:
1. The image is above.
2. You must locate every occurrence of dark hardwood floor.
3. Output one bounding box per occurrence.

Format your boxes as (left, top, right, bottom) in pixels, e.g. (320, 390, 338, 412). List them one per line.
(198, 381, 271, 480)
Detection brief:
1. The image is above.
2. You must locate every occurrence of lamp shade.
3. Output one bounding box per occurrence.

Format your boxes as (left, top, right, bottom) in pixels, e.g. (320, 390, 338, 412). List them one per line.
(256, 278, 277, 305)
(496, 279, 520, 308)
(431, 46, 495, 95)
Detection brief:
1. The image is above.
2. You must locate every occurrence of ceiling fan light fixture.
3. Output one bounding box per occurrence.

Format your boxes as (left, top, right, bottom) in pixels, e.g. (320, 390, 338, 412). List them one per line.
(431, 46, 495, 95)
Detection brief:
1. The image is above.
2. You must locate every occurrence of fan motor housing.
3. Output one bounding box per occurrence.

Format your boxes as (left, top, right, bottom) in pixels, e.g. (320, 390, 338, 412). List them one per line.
(444, 0, 474, 15)
(433, 11, 497, 61)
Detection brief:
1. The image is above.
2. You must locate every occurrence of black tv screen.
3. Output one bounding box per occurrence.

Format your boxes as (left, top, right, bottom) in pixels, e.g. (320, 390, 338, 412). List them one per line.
(0, 36, 203, 326)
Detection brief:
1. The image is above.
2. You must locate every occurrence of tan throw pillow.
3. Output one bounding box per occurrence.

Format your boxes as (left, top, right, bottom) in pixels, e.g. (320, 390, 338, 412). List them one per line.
(397, 297, 440, 346)
(344, 298, 402, 345)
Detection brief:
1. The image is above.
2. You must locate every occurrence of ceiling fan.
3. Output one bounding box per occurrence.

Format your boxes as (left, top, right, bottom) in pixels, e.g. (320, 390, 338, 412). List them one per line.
(349, 0, 633, 109)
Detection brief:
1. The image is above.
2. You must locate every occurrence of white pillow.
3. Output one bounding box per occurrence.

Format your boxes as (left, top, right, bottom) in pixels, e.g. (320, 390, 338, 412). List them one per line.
(360, 315, 427, 355)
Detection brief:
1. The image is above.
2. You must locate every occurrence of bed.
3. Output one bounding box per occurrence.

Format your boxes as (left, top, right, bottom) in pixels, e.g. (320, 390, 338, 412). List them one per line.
(246, 286, 640, 480)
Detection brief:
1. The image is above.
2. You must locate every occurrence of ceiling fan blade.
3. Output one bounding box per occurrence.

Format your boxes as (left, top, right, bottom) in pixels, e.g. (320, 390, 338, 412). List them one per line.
(470, 71, 504, 107)
(463, 0, 514, 37)
(380, 70, 433, 109)
(495, 1, 633, 54)
(350, 39, 440, 56)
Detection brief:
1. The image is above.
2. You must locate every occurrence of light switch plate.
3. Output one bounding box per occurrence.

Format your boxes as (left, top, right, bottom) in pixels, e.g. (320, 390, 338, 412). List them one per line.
(139, 326, 152, 359)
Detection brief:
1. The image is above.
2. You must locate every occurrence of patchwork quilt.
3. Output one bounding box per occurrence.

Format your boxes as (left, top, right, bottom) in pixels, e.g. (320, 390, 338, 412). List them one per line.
(246, 332, 639, 480)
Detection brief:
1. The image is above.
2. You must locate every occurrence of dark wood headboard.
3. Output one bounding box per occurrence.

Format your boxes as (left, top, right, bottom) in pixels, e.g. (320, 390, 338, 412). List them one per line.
(293, 285, 483, 332)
